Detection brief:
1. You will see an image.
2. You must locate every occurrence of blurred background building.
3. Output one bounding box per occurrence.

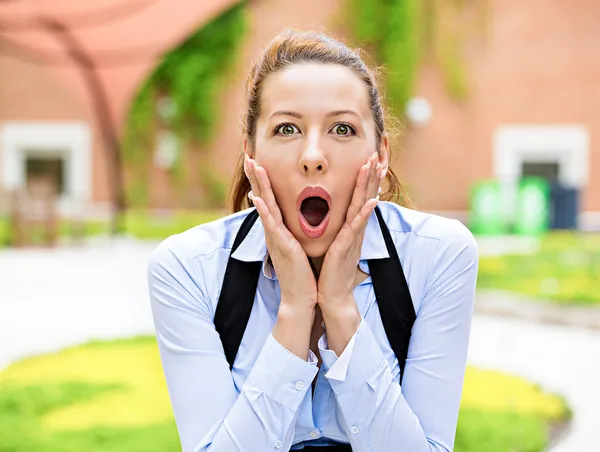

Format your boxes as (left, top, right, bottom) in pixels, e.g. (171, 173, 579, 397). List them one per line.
(0, 0, 597, 232)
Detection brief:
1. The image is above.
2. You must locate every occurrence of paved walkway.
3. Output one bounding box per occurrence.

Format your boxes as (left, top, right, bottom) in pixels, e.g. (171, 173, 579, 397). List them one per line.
(0, 239, 158, 369)
(1, 242, 599, 451)
(476, 289, 600, 331)
(468, 315, 600, 452)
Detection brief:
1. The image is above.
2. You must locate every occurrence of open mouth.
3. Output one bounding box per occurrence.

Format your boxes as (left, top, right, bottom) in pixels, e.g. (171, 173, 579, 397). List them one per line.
(297, 187, 331, 239)
(301, 197, 329, 226)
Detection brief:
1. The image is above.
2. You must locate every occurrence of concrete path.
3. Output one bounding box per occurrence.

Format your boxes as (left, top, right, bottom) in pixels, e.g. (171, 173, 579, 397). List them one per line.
(1, 241, 599, 451)
(476, 289, 600, 331)
(0, 239, 158, 369)
(468, 315, 600, 452)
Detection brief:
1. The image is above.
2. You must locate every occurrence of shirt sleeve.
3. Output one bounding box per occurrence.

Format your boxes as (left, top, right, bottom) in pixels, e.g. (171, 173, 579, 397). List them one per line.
(317, 222, 479, 452)
(148, 237, 319, 452)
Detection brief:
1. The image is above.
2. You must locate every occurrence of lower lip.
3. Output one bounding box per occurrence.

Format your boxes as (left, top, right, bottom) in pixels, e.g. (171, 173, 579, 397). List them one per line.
(298, 210, 330, 239)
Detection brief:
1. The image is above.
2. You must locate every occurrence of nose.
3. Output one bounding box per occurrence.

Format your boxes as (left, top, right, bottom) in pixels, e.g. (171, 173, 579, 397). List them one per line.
(298, 135, 328, 176)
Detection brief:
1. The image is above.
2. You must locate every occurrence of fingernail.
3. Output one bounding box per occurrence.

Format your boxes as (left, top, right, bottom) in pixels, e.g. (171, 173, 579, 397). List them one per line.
(366, 160, 372, 171)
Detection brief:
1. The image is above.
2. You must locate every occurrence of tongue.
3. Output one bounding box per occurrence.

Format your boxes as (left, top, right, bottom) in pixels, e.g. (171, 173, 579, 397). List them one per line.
(301, 197, 329, 226)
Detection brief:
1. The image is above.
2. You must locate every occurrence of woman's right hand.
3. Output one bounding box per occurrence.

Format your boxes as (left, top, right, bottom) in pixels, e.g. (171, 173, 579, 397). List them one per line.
(244, 155, 318, 311)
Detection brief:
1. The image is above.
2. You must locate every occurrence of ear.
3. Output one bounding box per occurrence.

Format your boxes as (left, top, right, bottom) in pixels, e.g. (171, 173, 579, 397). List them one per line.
(379, 134, 390, 178)
(243, 137, 250, 156)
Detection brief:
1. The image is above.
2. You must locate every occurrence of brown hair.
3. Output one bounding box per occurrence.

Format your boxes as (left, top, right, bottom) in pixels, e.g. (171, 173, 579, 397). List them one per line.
(229, 29, 410, 212)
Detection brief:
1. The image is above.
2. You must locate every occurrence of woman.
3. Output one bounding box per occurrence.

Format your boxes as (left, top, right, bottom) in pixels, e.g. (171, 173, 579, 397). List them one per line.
(148, 30, 479, 452)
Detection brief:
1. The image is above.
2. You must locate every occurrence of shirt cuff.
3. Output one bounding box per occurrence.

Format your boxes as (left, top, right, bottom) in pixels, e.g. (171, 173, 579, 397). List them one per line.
(318, 318, 388, 395)
(318, 327, 357, 381)
(245, 332, 319, 410)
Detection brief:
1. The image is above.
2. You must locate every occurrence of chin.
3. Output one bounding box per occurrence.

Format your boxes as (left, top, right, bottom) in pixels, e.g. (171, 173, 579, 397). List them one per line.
(299, 237, 332, 259)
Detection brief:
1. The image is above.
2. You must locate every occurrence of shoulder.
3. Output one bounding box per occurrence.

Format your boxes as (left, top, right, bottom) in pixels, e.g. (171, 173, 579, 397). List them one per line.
(147, 208, 256, 316)
(376, 202, 479, 310)
(377, 201, 478, 259)
(149, 208, 255, 265)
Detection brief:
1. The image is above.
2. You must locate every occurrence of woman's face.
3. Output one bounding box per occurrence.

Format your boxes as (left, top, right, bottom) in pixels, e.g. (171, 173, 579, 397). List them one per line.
(249, 63, 388, 258)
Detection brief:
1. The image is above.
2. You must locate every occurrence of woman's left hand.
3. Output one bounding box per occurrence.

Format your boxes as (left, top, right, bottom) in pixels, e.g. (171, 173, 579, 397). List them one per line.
(317, 152, 382, 312)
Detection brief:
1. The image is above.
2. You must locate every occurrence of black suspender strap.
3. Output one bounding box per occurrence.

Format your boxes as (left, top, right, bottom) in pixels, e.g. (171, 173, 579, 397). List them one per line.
(367, 206, 416, 383)
(214, 206, 416, 384)
(213, 209, 261, 369)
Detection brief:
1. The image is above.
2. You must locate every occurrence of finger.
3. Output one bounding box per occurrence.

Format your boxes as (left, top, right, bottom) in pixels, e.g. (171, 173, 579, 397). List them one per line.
(254, 196, 298, 254)
(350, 195, 379, 234)
(346, 160, 371, 223)
(254, 165, 283, 224)
(371, 163, 383, 200)
(252, 196, 279, 235)
(365, 154, 380, 202)
(245, 156, 261, 199)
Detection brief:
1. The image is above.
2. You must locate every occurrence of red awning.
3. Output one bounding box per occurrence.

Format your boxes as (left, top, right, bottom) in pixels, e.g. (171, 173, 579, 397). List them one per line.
(0, 0, 239, 131)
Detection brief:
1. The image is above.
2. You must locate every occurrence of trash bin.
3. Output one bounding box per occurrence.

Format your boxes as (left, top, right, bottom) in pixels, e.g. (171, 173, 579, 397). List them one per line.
(468, 180, 507, 236)
(514, 177, 550, 236)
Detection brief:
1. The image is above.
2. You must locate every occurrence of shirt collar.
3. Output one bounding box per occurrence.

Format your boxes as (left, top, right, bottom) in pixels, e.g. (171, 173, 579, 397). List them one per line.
(230, 212, 268, 263)
(360, 208, 390, 261)
(230, 208, 390, 280)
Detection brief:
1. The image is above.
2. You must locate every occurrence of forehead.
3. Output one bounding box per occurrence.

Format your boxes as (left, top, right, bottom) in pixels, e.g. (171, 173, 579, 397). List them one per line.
(260, 63, 370, 117)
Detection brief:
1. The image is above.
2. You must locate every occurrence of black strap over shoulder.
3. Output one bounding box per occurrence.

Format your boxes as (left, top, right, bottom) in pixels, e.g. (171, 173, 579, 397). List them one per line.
(214, 206, 416, 383)
(213, 209, 261, 368)
(367, 207, 417, 380)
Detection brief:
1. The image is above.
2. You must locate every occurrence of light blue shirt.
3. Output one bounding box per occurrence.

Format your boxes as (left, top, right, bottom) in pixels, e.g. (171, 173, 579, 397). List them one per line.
(147, 201, 479, 452)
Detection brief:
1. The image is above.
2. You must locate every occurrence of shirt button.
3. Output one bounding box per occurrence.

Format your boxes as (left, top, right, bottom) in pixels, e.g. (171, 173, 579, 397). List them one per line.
(274, 439, 283, 449)
(295, 381, 305, 390)
(309, 430, 319, 439)
(351, 426, 359, 434)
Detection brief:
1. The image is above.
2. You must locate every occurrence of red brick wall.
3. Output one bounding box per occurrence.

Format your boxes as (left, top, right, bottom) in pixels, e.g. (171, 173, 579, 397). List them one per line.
(2, 0, 598, 217)
(399, 0, 599, 213)
(0, 54, 112, 205)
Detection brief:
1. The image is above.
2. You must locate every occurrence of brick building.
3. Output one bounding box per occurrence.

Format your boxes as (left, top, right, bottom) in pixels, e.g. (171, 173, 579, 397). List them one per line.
(1, 0, 598, 229)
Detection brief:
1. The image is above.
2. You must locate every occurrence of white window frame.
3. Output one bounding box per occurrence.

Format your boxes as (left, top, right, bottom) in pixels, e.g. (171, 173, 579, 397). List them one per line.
(0, 121, 92, 213)
(493, 125, 590, 225)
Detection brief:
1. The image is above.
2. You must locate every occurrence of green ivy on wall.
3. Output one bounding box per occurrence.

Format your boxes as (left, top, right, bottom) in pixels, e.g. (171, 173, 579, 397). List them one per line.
(346, 0, 419, 115)
(346, 0, 479, 113)
(122, 2, 247, 207)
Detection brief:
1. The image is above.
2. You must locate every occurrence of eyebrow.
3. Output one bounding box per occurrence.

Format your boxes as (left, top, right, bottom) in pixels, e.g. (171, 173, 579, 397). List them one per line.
(269, 109, 361, 119)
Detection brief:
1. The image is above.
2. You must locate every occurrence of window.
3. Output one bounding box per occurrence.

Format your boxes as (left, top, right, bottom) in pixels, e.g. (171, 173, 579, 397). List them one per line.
(25, 154, 66, 195)
(521, 162, 560, 182)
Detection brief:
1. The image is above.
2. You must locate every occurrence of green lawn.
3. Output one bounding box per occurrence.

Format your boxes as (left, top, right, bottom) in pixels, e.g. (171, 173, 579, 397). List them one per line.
(0, 337, 570, 452)
(478, 232, 600, 305)
(0, 209, 225, 246)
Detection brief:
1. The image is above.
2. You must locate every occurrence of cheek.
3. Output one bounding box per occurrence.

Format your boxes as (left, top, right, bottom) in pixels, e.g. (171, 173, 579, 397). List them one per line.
(264, 166, 296, 213)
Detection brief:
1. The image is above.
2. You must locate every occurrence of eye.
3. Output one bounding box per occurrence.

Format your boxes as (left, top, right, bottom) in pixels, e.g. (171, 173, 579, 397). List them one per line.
(275, 123, 300, 136)
(331, 123, 356, 137)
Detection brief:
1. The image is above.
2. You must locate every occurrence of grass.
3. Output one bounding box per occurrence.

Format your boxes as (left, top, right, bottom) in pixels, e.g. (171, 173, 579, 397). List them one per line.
(0, 209, 225, 246)
(0, 337, 571, 452)
(477, 231, 600, 305)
